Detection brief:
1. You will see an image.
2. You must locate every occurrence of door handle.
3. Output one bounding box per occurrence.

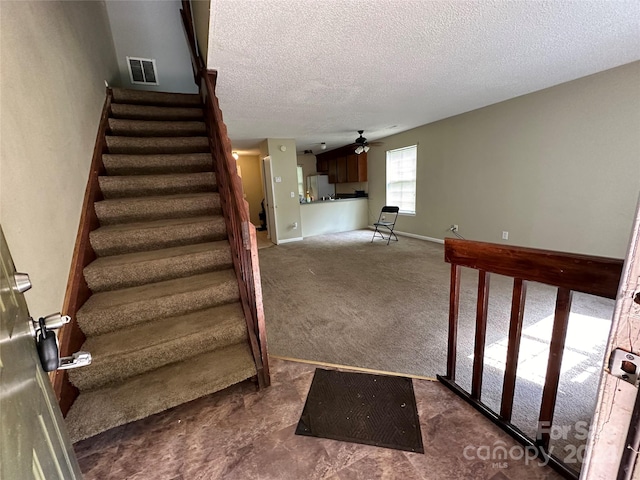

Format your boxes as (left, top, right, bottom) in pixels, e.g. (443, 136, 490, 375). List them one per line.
(31, 312, 92, 372)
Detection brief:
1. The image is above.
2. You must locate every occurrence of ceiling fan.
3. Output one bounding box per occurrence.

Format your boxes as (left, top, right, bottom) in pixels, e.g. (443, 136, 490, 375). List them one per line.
(353, 130, 383, 154)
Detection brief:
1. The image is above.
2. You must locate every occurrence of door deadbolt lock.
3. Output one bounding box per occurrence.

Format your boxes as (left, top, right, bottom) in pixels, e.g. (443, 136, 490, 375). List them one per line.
(30, 313, 92, 372)
(609, 348, 639, 387)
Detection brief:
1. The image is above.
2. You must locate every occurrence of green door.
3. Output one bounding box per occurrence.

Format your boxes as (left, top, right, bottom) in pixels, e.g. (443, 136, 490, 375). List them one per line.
(0, 226, 83, 479)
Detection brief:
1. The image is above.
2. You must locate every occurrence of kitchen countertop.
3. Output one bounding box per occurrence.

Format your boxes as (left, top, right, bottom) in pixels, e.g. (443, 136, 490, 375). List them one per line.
(300, 197, 368, 205)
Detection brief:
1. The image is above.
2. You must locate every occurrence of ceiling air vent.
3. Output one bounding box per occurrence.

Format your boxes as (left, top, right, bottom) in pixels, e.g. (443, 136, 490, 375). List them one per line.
(126, 57, 159, 85)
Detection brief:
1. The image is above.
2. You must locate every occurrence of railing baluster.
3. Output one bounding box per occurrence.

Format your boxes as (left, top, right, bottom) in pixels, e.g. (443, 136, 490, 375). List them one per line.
(537, 287, 573, 450)
(471, 270, 491, 400)
(500, 278, 528, 421)
(446, 264, 461, 380)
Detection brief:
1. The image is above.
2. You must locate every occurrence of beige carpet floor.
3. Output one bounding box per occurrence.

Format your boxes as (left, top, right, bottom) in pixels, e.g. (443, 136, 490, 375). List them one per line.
(259, 229, 615, 472)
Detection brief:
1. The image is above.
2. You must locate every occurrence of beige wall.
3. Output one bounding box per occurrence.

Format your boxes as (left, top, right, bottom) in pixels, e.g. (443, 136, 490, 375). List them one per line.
(336, 181, 368, 195)
(191, 0, 210, 66)
(236, 155, 264, 227)
(0, 1, 119, 317)
(297, 153, 317, 182)
(262, 139, 302, 242)
(368, 62, 640, 258)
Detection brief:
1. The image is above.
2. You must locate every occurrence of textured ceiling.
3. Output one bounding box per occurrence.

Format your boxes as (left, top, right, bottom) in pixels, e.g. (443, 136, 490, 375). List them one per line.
(207, 0, 640, 154)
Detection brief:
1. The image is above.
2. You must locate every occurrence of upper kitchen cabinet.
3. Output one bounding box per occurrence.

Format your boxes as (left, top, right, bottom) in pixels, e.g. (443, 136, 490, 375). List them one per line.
(337, 156, 348, 183)
(317, 146, 367, 184)
(317, 156, 329, 173)
(327, 157, 337, 183)
(346, 154, 367, 182)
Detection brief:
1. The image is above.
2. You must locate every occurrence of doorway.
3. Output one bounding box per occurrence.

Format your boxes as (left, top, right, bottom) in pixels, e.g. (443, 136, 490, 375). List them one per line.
(261, 156, 278, 245)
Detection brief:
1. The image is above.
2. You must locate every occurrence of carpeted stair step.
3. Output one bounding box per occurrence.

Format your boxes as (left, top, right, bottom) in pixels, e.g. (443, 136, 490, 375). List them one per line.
(94, 192, 220, 226)
(99, 172, 216, 199)
(69, 302, 248, 391)
(89, 216, 227, 256)
(103, 153, 213, 176)
(84, 241, 232, 292)
(112, 88, 201, 107)
(108, 118, 207, 137)
(76, 270, 240, 336)
(65, 342, 256, 442)
(110, 103, 203, 121)
(106, 136, 210, 155)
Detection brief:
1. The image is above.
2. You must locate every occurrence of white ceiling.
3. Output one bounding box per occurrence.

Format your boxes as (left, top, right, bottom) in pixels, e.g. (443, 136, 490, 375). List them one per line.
(207, 0, 640, 155)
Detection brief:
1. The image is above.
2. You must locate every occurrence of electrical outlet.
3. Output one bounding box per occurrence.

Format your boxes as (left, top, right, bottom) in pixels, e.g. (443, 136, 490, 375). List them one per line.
(381, 216, 386, 221)
(451, 224, 458, 232)
(290, 191, 295, 198)
(292, 222, 298, 230)
(502, 231, 509, 240)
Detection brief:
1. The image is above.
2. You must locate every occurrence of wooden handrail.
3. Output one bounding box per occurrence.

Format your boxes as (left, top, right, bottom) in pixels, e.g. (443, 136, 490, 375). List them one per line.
(439, 238, 624, 479)
(55, 88, 113, 415)
(444, 238, 622, 299)
(180, 0, 204, 84)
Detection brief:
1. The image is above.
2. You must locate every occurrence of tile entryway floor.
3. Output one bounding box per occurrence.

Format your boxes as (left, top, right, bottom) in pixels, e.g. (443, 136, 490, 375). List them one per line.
(74, 358, 563, 479)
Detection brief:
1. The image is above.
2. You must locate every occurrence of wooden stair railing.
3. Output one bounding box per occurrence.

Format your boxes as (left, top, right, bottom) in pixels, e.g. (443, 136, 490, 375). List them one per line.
(438, 238, 624, 479)
(54, 88, 113, 415)
(201, 71, 270, 387)
(180, 0, 270, 388)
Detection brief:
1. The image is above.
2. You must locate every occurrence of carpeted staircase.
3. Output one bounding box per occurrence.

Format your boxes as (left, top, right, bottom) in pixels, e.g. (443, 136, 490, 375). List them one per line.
(65, 88, 257, 442)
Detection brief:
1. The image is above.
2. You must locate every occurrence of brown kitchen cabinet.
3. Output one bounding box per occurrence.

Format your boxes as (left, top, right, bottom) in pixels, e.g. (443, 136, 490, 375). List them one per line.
(346, 154, 367, 182)
(337, 156, 348, 183)
(317, 146, 367, 184)
(327, 157, 338, 183)
(317, 157, 328, 173)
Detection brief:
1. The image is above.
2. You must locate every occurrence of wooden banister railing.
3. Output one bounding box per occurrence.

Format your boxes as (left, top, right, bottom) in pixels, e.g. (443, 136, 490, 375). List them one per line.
(438, 238, 623, 479)
(180, 1, 269, 388)
(179, 0, 204, 84)
(200, 71, 270, 387)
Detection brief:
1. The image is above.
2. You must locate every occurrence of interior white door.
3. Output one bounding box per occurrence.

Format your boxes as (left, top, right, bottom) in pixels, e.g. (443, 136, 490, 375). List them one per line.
(0, 226, 83, 479)
(261, 156, 279, 244)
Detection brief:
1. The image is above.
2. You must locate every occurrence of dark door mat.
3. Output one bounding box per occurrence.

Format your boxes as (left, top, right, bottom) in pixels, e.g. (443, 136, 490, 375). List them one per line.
(295, 368, 424, 453)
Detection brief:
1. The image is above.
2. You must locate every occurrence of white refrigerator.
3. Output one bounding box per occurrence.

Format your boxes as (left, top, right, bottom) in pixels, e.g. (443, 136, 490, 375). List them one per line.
(307, 175, 335, 200)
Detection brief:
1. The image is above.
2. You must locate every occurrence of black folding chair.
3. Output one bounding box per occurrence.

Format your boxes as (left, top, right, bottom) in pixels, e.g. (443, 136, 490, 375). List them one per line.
(371, 206, 399, 245)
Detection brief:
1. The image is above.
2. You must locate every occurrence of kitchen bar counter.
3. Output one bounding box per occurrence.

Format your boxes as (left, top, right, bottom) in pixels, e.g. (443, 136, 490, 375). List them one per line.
(300, 197, 366, 205)
(300, 197, 368, 238)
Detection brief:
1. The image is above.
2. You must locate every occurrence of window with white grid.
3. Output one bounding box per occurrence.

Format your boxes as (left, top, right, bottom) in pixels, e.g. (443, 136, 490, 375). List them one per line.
(386, 145, 417, 214)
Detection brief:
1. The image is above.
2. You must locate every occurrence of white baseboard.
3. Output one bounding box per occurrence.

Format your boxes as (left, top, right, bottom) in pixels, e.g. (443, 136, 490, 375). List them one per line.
(367, 226, 444, 245)
(276, 236, 303, 244)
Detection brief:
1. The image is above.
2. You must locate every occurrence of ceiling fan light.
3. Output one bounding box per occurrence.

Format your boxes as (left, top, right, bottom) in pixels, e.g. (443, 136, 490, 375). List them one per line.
(355, 146, 364, 154)
(363, 145, 370, 153)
